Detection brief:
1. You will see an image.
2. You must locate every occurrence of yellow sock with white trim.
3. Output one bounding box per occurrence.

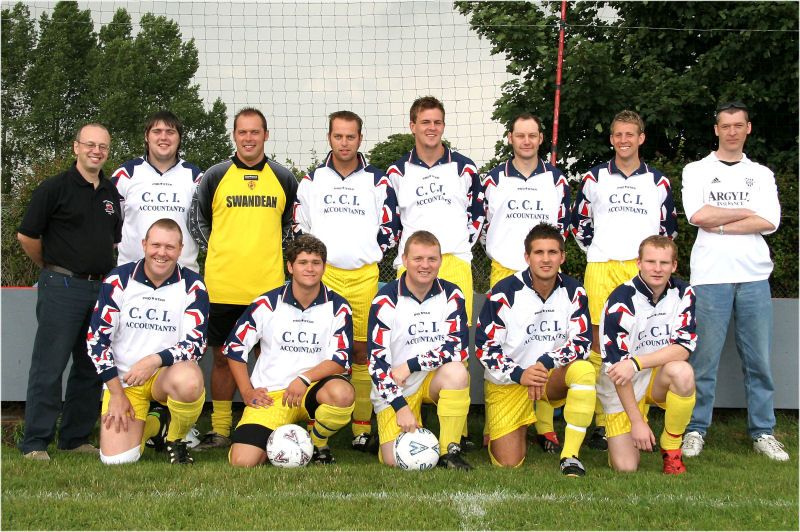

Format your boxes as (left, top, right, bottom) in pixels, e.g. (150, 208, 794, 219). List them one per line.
(534, 399, 556, 435)
(660, 390, 695, 451)
(312, 403, 354, 447)
(437, 388, 470, 454)
(211, 400, 232, 437)
(167, 392, 205, 442)
(561, 361, 596, 460)
(350, 364, 373, 436)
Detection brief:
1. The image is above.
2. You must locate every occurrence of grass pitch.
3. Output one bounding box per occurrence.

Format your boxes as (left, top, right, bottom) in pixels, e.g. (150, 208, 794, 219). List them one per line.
(2, 407, 797, 530)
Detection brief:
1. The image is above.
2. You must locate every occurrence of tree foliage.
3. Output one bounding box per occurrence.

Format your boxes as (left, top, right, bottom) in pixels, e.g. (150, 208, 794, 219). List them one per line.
(1, 1, 233, 286)
(454, 1, 799, 174)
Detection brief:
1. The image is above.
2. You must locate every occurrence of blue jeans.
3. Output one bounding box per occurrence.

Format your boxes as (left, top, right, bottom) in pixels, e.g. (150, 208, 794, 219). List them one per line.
(18, 269, 103, 454)
(686, 280, 776, 439)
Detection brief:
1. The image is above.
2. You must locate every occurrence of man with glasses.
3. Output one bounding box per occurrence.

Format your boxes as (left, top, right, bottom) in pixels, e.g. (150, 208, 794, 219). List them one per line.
(17, 123, 122, 461)
(680, 102, 788, 461)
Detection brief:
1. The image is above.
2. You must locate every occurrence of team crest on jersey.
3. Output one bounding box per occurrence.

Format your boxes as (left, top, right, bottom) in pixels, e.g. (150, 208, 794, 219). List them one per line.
(745, 177, 754, 187)
(103, 200, 116, 215)
(248, 181, 256, 190)
(244, 174, 258, 189)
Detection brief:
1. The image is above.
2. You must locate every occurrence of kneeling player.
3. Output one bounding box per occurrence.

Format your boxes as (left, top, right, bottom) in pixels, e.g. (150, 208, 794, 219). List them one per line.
(599, 235, 696, 474)
(476, 223, 595, 475)
(87, 219, 209, 465)
(368, 231, 473, 470)
(225, 235, 355, 467)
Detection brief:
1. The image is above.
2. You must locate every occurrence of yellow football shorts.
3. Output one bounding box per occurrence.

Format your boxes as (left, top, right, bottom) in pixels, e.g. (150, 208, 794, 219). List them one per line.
(484, 381, 537, 441)
(376, 371, 439, 445)
(236, 384, 319, 431)
(584, 259, 639, 325)
(605, 368, 665, 438)
(323, 262, 379, 342)
(489, 259, 519, 292)
(101, 368, 165, 422)
(398, 253, 474, 325)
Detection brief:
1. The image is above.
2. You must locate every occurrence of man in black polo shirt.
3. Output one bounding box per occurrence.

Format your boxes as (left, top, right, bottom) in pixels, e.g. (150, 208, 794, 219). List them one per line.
(17, 123, 122, 461)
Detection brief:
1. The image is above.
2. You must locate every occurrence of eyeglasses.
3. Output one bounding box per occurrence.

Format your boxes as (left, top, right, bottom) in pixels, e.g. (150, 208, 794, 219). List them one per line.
(76, 141, 110, 152)
(717, 101, 748, 113)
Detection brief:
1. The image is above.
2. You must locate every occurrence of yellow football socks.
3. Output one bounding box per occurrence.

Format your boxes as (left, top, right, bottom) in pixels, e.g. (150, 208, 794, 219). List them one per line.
(437, 387, 470, 454)
(561, 360, 596, 460)
(167, 392, 205, 442)
(311, 403, 354, 448)
(534, 399, 556, 435)
(661, 390, 696, 450)
(210, 400, 232, 438)
(350, 363, 373, 436)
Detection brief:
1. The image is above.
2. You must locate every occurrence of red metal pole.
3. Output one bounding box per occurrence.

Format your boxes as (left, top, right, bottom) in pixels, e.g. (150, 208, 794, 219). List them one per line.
(550, 0, 567, 166)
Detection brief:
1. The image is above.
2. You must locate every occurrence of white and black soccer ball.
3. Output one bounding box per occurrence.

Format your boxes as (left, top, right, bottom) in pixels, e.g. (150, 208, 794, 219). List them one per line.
(266, 424, 313, 468)
(393, 427, 440, 470)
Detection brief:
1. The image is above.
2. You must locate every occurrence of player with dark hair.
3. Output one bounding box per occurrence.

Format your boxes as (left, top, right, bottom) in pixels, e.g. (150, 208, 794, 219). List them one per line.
(111, 110, 203, 272)
(190, 107, 298, 450)
(571, 110, 678, 450)
(368, 231, 473, 470)
(476, 223, 595, 475)
(86, 219, 209, 465)
(681, 102, 788, 461)
(598, 235, 696, 473)
(293, 110, 399, 452)
(225, 234, 355, 467)
(17, 123, 121, 461)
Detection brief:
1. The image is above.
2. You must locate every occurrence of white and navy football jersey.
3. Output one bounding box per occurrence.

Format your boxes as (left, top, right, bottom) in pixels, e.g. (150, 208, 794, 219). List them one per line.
(367, 275, 469, 413)
(475, 270, 591, 386)
(223, 282, 353, 392)
(87, 260, 209, 386)
(598, 275, 697, 413)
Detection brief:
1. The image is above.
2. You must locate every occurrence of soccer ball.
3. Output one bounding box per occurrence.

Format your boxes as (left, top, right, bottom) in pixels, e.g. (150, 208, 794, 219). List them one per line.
(393, 427, 440, 470)
(266, 424, 313, 468)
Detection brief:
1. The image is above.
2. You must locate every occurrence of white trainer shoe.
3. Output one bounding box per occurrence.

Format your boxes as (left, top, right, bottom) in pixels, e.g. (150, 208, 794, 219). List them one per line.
(681, 431, 705, 458)
(182, 425, 201, 449)
(753, 434, 789, 461)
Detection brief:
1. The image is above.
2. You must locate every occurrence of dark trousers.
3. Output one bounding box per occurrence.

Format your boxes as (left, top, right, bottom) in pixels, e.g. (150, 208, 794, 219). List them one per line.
(18, 269, 103, 453)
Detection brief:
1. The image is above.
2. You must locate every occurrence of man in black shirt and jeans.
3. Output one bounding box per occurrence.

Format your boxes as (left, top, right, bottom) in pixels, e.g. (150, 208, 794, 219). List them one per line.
(17, 123, 122, 461)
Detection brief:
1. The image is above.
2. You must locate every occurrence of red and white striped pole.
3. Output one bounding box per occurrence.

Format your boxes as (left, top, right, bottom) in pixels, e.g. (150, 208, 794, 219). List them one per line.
(550, 0, 567, 166)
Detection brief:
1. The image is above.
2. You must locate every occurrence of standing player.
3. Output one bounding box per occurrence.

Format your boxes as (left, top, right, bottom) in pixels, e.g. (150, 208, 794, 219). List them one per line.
(598, 236, 696, 474)
(224, 235, 355, 467)
(292, 110, 399, 452)
(111, 110, 203, 272)
(368, 231, 472, 470)
(17, 123, 121, 461)
(87, 219, 209, 465)
(387, 96, 483, 325)
(480, 113, 571, 452)
(680, 102, 788, 461)
(571, 110, 678, 449)
(190, 107, 298, 450)
(476, 223, 595, 475)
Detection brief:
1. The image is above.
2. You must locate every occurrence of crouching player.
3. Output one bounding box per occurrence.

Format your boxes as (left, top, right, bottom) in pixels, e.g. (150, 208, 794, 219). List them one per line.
(87, 219, 209, 465)
(368, 231, 473, 470)
(476, 223, 595, 476)
(225, 235, 355, 467)
(599, 235, 697, 474)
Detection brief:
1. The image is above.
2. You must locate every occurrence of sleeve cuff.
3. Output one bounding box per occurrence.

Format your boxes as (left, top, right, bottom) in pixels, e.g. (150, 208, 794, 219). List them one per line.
(157, 350, 173, 367)
(407, 357, 422, 373)
(390, 396, 409, 412)
(100, 367, 118, 383)
(510, 366, 525, 384)
(537, 355, 555, 371)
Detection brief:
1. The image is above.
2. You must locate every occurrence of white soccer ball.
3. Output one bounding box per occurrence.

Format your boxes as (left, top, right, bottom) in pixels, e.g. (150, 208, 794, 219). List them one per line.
(393, 427, 440, 470)
(266, 424, 313, 468)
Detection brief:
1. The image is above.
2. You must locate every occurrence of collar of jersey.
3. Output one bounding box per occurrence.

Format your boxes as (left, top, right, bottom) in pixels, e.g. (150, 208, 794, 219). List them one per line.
(520, 267, 564, 299)
(709, 151, 751, 165)
(632, 273, 674, 306)
(132, 259, 182, 288)
(408, 145, 452, 169)
(506, 157, 546, 180)
(281, 281, 329, 310)
(232, 154, 268, 172)
(398, 272, 444, 303)
(69, 161, 107, 187)
(323, 151, 366, 179)
(608, 158, 650, 179)
(143, 152, 182, 175)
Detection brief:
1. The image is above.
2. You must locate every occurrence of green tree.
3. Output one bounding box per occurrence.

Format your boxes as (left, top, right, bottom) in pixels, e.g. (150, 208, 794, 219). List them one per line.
(366, 133, 416, 172)
(455, 1, 799, 174)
